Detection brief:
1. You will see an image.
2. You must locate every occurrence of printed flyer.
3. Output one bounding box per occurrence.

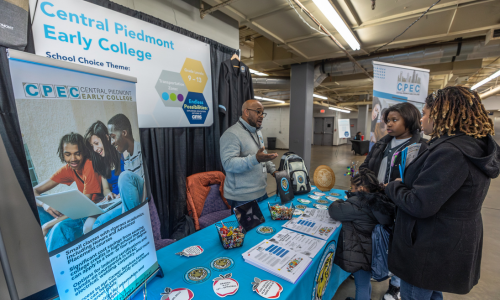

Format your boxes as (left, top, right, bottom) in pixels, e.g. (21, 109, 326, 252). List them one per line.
(8, 50, 158, 300)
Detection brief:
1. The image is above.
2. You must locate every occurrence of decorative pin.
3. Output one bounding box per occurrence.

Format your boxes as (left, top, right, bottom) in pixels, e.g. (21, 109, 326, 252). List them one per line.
(313, 204, 328, 210)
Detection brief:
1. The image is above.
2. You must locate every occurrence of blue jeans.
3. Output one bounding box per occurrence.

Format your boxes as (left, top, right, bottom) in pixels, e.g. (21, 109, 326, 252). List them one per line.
(400, 279, 443, 300)
(353, 269, 372, 300)
(391, 275, 401, 287)
(93, 171, 144, 229)
(45, 217, 86, 252)
(226, 193, 268, 214)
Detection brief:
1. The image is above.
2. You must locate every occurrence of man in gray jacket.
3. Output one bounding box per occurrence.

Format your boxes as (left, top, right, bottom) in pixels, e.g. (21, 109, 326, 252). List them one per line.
(220, 100, 278, 212)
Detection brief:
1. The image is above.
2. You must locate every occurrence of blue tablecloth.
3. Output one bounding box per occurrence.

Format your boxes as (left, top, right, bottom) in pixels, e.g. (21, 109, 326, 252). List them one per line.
(133, 187, 350, 300)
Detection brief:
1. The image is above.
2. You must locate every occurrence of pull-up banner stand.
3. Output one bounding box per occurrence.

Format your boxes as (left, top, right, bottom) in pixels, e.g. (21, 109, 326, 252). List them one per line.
(7, 49, 160, 300)
(370, 61, 430, 144)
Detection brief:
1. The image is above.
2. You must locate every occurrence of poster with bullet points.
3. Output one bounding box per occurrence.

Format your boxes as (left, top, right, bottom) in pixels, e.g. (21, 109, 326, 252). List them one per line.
(31, 0, 212, 128)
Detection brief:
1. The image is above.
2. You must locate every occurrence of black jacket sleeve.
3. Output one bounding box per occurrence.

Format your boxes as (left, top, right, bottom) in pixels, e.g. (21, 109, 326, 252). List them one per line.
(218, 63, 229, 115)
(386, 144, 469, 219)
(328, 199, 366, 222)
(360, 145, 375, 172)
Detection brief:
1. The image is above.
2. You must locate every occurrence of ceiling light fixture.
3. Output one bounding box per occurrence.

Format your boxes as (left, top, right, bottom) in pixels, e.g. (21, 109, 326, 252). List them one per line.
(313, 94, 328, 99)
(249, 69, 269, 76)
(311, 0, 360, 51)
(471, 70, 500, 90)
(255, 96, 285, 103)
(329, 107, 350, 113)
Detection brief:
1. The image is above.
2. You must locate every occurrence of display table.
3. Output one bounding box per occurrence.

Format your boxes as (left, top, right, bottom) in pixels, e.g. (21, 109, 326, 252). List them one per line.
(351, 140, 370, 155)
(132, 187, 350, 300)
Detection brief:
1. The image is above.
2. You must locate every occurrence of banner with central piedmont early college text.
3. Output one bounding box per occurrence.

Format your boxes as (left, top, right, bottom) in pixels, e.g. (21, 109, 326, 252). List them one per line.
(370, 61, 430, 146)
(32, 0, 213, 128)
(8, 50, 158, 300)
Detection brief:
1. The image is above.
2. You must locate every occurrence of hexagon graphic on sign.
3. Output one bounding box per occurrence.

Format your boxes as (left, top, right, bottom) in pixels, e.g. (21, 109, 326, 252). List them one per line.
(183, 92, 209, 125)
(180, 58, 208, 93)
(155, 70, 188, 107)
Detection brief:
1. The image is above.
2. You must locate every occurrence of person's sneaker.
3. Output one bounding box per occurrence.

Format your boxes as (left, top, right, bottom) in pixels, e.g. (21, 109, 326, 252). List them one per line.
(345, 297, 355, 300)
(382, 282, 400, 300)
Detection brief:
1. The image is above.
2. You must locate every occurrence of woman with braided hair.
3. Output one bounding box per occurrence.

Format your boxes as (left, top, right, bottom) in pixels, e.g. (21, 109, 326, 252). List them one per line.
(328, 169, 395, 300)
(385, 86, 500, 299)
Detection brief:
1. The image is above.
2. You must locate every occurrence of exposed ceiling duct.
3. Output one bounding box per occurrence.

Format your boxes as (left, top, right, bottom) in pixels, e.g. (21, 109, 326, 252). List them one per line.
(252, 39, 500, 89)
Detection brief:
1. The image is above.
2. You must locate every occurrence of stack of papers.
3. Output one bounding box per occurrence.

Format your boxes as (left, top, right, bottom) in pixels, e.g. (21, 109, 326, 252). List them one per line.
(268, 229, 326, 259)
(282, 216, 340, 240)
(301, 208, 339, 225)
(242, 239, 312, 284)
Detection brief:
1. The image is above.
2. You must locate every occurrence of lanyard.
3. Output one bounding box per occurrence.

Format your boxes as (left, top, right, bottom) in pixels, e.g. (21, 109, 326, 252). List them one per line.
(239, 121, 261, 148)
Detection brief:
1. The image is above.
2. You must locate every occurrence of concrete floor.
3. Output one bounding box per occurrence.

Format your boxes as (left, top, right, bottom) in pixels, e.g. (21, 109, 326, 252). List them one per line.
(265, 144, 500, 300)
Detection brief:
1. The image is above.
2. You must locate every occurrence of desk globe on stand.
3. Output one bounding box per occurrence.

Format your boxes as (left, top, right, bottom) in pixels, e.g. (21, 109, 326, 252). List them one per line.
(313, 165, 335, 192)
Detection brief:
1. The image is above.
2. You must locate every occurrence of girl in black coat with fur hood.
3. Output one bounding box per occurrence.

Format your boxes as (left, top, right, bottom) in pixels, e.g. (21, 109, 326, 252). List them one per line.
(329, 169, 395, 300)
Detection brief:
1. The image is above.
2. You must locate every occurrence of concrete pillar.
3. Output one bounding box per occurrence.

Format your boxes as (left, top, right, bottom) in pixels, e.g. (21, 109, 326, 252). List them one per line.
(289, 62, 314, 171)
(358, 105, 370, 139)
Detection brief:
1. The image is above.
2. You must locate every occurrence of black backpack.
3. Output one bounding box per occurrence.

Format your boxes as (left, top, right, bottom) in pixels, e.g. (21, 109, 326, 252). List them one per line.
(278, 152, 311, 195)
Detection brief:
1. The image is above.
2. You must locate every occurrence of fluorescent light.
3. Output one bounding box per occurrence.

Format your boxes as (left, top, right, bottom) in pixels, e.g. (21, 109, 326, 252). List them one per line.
(471, 70, 500, 90)
(313, 94, 328, 99)
(329, 107, 350, 113)
(255, 96, 285, 103)
(311, 0, 360, 51)
(249, 69, 269, 76)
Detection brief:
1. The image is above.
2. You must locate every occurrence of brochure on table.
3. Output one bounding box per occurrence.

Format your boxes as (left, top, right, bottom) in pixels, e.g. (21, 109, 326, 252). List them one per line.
(242, 239, 312, 284)
(268, 229, 326, 259)
(7, 50, 158, 300)
(282, 217, 339, 241)
(302, 208, 340, 225)
(31, 0, 213, 128)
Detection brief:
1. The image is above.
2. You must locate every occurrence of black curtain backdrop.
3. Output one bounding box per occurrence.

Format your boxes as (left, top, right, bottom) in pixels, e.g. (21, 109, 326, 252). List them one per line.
(85, 0, 237, 238)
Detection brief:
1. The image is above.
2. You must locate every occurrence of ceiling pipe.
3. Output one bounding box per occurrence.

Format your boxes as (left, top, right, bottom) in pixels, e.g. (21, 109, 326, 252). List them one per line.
(252, 39, 500, 89)
(479, 85, 500, 99)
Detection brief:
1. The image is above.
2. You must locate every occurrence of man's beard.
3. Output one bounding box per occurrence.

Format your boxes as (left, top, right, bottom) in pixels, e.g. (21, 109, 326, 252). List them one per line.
(248, 118, 260, 129)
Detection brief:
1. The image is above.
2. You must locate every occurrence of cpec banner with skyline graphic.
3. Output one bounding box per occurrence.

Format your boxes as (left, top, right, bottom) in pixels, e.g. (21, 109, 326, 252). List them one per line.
(31, 0, 212, 128)
(370, 61, 430, 145)
(8, 50, 159, 300)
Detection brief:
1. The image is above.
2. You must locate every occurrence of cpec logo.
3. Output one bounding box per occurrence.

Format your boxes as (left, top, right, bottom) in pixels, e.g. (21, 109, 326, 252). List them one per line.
(396, 71, 421, 95)
(23, 83, 80, 99)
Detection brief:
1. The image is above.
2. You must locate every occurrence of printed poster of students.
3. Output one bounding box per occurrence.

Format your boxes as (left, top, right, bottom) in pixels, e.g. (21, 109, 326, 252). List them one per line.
(9, 53, 147, 254)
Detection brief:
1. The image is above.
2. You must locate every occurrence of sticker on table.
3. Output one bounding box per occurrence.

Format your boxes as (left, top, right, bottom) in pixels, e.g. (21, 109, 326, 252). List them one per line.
(161, 287, 194, 300)
(213, 273, 239, 297)
(295, 204, 308, 210)
(308, 195, 321, 200)
(313, 204, 328, 210)
(256, 226, 275, 235)
(311, 241, 336, 300)
(176, 245, 204, 257)
(329, 193, 341, 196)
(252, 277, 283, 299)
(184, 266, 211, 284)
(313, 192, 325, 196)
(316, 200, 329, 204)
(210, 257, 235, 272)
(325, 196, 339, 201)
(297, 198, 311, 204)
(293, 209, 304, 217)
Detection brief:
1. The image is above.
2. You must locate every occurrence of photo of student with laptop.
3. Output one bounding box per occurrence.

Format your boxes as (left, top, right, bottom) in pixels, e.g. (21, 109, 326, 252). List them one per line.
(34, 133, 103, 251)
(82, 115, 146, 232)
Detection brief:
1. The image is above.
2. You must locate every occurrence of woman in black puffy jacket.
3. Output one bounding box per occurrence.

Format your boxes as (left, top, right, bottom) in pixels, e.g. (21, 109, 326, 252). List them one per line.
(328, 169, 395, 300)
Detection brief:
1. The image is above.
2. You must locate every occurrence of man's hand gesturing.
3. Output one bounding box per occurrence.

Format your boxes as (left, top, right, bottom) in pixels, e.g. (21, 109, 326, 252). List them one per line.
(256, 147, 278, 162)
